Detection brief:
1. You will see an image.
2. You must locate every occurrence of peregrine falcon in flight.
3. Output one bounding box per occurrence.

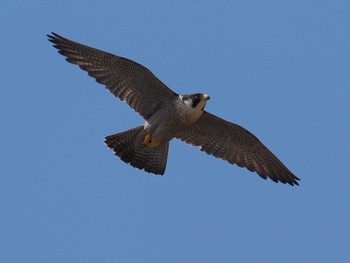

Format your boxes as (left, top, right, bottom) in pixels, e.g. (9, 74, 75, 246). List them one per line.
(48, 32, 299, 186)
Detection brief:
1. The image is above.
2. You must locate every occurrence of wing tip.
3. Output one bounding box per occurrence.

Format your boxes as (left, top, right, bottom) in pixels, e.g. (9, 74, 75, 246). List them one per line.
(47, 32, 58, 42)
(47, 32, 70, 47)
(273, 174, 300, 186)
(47, 32, 61, 39)
(289, 175, 300, 186)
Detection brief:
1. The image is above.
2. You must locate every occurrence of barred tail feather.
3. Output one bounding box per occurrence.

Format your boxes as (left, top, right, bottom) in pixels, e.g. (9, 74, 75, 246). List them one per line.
(104, 126, 169, 175)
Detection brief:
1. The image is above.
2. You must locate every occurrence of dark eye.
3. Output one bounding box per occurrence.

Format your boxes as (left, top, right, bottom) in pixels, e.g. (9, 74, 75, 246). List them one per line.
(192, 97, 201, 108)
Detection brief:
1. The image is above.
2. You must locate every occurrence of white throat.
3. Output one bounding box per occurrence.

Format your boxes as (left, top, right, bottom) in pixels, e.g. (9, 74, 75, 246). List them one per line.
(177, 94, 206, 122)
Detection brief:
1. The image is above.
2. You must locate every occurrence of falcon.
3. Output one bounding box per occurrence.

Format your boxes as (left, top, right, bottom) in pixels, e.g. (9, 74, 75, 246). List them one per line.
(47, 32, 300, 185)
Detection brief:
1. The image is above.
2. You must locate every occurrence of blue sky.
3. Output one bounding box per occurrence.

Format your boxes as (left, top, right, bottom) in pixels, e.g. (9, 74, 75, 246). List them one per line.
(2, 0, 350, 262)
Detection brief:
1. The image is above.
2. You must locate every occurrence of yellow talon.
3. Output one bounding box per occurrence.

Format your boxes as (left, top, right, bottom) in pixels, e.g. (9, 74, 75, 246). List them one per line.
(143, 133, 161, 148)
(143, 133, 152, 145)
(147, 141, 161, 148)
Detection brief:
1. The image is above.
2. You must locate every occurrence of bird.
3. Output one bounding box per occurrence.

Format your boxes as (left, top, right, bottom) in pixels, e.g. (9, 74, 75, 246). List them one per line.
(47, 32, 300, 186)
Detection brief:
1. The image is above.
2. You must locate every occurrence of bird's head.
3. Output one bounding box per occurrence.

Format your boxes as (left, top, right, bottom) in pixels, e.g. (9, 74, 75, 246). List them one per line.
(180, 93, 210, 112)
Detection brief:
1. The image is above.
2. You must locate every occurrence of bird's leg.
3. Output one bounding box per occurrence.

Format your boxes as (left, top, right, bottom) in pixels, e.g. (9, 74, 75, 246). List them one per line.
(143, 133, 161, 148)
(143, 133, 152, 145)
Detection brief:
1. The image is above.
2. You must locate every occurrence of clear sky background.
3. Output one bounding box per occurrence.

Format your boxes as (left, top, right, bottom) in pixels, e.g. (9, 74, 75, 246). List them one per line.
(1, 0, 349, 262)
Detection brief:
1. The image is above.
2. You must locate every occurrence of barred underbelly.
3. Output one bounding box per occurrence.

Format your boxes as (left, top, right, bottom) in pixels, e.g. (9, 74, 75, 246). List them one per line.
(144, 97, 203, 143)
(151, 121, 191, 143)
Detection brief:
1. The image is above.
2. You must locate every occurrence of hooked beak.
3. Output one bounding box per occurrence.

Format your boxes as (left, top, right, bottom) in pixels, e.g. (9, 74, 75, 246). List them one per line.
(203, 94, 210, 101)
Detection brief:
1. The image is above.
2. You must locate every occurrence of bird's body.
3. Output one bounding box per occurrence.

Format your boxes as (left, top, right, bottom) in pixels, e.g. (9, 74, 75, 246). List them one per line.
(144, 94, 209, 143)
(48, 32, 300, 185)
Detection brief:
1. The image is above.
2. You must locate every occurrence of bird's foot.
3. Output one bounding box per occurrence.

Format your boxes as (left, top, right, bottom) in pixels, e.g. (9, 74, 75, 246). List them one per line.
(143, 133, 161, 148)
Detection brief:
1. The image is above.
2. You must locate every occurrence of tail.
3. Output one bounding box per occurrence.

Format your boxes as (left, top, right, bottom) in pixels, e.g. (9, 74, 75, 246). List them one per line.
(104, 126, 169, 175)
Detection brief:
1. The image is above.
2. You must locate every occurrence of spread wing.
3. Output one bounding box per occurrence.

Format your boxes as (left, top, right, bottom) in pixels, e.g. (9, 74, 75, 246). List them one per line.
(176, 111, 300, 185)
(47, 32, 176, 119)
